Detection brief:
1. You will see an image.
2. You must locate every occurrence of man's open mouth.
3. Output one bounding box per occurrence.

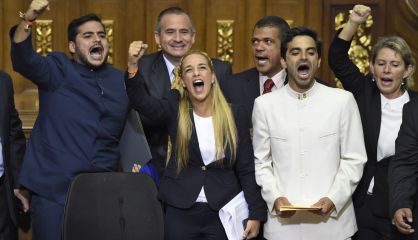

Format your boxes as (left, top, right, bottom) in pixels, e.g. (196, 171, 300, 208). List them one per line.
(89, 45, 104, 60)
(297, 63, 310, 79)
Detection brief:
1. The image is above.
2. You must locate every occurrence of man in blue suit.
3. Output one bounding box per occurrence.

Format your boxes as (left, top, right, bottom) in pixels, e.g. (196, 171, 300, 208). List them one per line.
(10, 0, 128, 239)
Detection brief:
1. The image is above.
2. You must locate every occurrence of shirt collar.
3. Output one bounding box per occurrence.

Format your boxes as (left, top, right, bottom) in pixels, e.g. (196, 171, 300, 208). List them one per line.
(285, 79, 318, 100)
(380, 91, 410, 110)
(259, 69, 286, 93)
(162, 54, 176, 82)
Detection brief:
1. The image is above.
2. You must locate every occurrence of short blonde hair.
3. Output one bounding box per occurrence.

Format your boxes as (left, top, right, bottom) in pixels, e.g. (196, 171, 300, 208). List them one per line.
(371, 36, 416, 88)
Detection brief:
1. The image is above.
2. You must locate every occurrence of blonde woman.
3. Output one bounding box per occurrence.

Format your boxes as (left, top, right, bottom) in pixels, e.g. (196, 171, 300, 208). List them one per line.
(328, 4, 416, 240)
(126, 42, 266, 240)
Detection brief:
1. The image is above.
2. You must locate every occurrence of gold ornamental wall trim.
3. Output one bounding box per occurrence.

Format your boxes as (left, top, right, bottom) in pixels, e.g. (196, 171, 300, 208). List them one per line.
(103, 20, 114, 64)
(334, 11, 373, 87)
(34, 20, 53, 56)
(216, 20, 234, 64)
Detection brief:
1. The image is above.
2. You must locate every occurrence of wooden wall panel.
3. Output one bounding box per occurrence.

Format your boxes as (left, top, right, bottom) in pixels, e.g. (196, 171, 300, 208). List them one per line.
(205, 0, 246, 71)
(2, 0, 29, 94)
(186, 0, 206, 51)
(322, 0, 386, 86)
(244, 0, 266, 68)
(0, 0, 4, 70)
(266, 0, 306, 27)
(387, 0, 418, 88)
(1, 0, 417, 128)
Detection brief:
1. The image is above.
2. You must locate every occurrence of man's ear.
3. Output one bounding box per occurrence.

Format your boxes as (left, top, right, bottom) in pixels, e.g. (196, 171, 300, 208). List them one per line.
(154, 31, 161, 45)
(318, 58, 321, 68)
(280, 57, 287, 69)
(69, 41, 76, 54)
(191, 32, 196, 45)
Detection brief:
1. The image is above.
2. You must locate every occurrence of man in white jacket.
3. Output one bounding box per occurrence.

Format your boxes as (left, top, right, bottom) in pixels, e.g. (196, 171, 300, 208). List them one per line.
(252, 27, 367, 240)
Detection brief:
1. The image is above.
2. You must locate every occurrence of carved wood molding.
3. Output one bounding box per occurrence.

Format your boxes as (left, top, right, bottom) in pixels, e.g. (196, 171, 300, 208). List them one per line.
(34, 20, 53, 56)
(216, 20, 234, 64)
(334, 9, 373, 87)
(103, 20, 114, 64)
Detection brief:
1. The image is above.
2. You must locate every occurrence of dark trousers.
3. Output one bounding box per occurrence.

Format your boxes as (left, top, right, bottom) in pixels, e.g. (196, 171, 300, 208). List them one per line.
(354, 194, 404, 240)
(165, 203, 228, 240)
(0, 176, 17, 240)
(30, 194, 64, 240)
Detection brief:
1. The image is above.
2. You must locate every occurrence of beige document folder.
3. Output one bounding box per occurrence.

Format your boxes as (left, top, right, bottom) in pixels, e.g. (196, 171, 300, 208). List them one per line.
(279, 204, 322, 212)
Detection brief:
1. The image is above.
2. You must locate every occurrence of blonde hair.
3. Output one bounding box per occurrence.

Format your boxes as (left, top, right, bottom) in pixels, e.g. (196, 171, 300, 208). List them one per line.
(371, 36, 416, 88)
(172, 50, 237, 172)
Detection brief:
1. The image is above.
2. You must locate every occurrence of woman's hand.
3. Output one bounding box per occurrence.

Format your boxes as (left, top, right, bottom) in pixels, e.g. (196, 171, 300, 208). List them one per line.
(131, 163, 141, 173)
(349, 4, 371, 25)
(242, 220, 260, 239)
(338, 4, 371, 41)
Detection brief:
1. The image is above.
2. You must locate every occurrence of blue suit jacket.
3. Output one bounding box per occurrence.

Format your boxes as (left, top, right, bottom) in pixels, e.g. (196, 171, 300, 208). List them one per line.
(10, 26, 128, 204)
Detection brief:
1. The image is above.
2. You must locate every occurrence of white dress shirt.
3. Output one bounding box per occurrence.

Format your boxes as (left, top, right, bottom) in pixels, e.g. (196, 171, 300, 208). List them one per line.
(259, 69, 287, 95)
(163, 54, 176, 83)
(367, 91, 410, 193)
(193, 112, 216, 203)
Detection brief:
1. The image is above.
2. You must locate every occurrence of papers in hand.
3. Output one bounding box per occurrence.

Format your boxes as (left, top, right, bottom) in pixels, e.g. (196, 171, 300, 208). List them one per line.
(279, 203, 321, 212)
(219, 191, 248, 240)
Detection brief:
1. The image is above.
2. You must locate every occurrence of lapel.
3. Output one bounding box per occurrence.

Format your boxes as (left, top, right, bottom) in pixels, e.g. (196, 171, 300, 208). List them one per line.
(408, 90, 418, 99)
(189, 108, 205, 165)
(368, 85, 382, 160)
(146, 52, 171, 97)
(0, 79, 6, 139)
(0, 79, 9, 139)
(241, 68, 261, 114)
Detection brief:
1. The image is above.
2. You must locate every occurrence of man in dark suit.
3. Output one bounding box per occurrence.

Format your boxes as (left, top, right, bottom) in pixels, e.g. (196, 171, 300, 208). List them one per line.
(137, 7, 232, 177)
(0, 70, 27, 240)
(389, 97, 418, 238)
(225, 16, 290, 120)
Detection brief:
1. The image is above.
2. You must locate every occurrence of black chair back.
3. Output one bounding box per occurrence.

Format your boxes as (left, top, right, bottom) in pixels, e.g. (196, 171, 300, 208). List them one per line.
(63, 172, 164, 240)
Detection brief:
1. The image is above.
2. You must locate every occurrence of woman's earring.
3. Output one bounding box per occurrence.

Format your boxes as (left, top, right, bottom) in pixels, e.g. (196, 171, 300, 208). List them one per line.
(182, 83, 186, 88)
(211, 79, 215, 84)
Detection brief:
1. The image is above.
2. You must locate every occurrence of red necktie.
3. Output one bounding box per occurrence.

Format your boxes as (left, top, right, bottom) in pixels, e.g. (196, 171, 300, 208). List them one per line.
(263, 79, 274, 94)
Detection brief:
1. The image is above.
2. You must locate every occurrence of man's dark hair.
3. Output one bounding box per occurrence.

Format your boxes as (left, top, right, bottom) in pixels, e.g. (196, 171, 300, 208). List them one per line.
(156, 7, 195, 33)
(253, 16, 290, 43)
(67, 13, 105, 42)
(280, 27, 322, 58)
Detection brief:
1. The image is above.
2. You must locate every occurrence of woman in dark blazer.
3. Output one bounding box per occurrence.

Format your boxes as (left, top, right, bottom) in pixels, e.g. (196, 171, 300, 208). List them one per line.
(125, 42, 266, 240)
(328, 4, 416, 240)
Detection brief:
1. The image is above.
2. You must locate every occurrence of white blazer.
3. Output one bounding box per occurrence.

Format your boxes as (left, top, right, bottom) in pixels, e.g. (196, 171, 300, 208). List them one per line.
(252, 82, 367, 240)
